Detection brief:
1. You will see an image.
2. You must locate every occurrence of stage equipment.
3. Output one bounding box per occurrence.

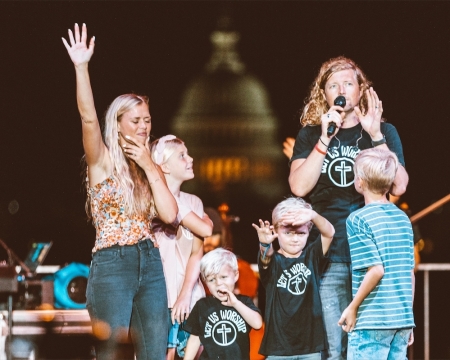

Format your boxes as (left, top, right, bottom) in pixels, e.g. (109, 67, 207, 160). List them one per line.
(410, 193, 450, 224)
(0, 266, 18, 294)
(53, 263, 89, 310)
(0, 242, 55, 310)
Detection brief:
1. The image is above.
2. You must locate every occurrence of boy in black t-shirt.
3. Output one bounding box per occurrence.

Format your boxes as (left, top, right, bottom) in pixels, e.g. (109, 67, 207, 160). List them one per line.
(253, 197, 334, 359)
(184, 248, 263, 360)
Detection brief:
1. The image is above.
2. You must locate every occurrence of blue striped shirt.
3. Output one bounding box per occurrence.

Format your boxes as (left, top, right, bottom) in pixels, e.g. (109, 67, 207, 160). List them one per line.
(346, 202, 415, 330)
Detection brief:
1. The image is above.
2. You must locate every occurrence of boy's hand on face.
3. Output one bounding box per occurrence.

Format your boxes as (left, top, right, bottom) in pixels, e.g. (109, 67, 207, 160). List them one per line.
(219, 288, 238, 307)
(280, 209, 315, 227)
(252, 220, 278, 245)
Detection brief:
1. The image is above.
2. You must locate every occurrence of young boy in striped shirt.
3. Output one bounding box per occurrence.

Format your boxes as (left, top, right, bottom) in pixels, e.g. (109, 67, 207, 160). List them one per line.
(338, 148, 415, 360)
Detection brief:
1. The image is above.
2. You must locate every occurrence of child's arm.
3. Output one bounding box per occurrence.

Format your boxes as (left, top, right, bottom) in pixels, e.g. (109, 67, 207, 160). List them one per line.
(220, 289, 263, 330)
(408, 269, 415, 346)
(338, 264, 384, 332)
(171, 236, 204, 324)
(181, 211, 213, 238)
(281, 209, 335, 255)
(311, 211, 334, 255)
(184, 334, 201, 360)
(252, 220, 278, 268)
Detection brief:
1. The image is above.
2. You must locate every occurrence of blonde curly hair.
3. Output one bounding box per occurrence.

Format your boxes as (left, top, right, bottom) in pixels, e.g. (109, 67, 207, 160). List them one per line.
(300, 57, 372, 126)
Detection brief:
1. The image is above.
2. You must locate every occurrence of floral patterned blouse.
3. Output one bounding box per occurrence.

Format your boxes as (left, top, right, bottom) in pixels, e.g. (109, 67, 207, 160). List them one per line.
(88, 175, 156, 252)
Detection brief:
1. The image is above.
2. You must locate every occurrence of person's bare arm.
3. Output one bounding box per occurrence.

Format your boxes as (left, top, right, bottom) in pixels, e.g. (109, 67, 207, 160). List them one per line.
(252, 220, 277, 268)
(408, 268, 415, 345)
(338, 264, 384, 332)
(289, 107, 344, 197)
(280, 209, 334, 255)
(355, 88, 409, 197)
(311, 211, 334, 255)
(289, 156, 324, 197)
(184, 335, 201, 360)
(171, 236, 203, 324)
(220, 289, 263, 330)
(181, 212, 213, 238)
(389, 165, 408, 196)
(121, 134, 178, 224)
(62, 23, 110, 183)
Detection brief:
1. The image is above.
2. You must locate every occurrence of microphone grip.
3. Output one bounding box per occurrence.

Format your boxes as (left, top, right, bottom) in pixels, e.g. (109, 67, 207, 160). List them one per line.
(327, 122, 336, 137)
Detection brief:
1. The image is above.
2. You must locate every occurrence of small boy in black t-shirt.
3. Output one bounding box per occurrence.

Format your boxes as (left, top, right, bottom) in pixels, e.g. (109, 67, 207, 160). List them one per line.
(253, 197, 334, 359)
(184, 248, 263, 360)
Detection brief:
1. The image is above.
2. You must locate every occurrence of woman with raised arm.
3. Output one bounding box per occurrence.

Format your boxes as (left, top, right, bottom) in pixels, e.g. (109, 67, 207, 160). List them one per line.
(62, 23, 178, 360)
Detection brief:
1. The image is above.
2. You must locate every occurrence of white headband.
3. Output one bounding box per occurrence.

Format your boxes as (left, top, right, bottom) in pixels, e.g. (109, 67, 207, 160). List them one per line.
(154, 134, 177, 165)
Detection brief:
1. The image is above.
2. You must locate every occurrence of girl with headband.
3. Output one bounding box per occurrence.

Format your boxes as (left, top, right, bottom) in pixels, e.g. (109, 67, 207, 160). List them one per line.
(62, 24, 178, 359)
(151, 135, 213, 360)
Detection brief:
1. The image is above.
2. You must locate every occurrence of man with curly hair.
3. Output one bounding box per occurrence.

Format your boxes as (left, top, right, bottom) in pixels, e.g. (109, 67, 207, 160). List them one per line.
(288, 57, 409, 360)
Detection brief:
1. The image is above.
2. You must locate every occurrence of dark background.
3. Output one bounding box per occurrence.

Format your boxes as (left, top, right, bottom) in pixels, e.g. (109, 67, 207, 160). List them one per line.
(0, 2, 449, 359)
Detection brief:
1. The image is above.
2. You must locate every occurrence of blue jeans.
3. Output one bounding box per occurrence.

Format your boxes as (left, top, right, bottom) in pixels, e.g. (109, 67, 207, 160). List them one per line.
(320, 263, 352, 360)
(267, 353, 321, 360)
(86, 240, 169, 360)
(347, 328, 412, 360)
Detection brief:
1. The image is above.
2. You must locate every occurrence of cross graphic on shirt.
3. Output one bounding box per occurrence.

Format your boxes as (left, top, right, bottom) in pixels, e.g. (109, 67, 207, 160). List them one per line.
(292, 276, 303, 293)
(217, 323, 232, 344)
(335, 161, 352, 186)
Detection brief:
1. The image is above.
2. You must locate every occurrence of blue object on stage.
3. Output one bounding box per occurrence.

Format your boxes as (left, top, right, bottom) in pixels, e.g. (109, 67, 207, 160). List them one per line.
(53, 262, 89, 309)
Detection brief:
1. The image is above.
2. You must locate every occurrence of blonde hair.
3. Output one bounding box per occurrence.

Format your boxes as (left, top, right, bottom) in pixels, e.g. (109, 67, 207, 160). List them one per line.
(300, 56, 372, 126)
(200, 248, 238, 281)
(86, 94, 155, 218)
(354, 148, 399, 195)
(272, 197, 313, 231)
(150, 135, 184, 166)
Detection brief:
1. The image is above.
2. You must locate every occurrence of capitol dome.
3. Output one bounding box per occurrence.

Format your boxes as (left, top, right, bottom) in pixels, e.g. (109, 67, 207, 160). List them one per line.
(172, 18, 287, 201)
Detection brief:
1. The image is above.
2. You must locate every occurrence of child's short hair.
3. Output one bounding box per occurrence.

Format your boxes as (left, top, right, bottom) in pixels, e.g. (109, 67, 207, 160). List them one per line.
(272, 197, 313, 231)
(200, 248, 238, 281)
(354, 148, 399, 195)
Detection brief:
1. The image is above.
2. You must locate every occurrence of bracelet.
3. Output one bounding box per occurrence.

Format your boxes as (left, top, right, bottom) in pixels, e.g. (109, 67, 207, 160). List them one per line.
(314, 144, 327, 155)
(319, 138, 329, 148)
(371, 136, 386, 147)
(260, 242, 271, 260)
(149, 177, 161, 186)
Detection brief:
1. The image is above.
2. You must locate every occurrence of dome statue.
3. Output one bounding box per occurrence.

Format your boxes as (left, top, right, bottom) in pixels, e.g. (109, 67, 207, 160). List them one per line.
(172, 17, 287, 202)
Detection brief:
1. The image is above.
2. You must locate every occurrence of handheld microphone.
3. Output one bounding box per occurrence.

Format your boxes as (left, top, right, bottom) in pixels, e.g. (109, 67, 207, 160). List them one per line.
(327, 96, 346, 137)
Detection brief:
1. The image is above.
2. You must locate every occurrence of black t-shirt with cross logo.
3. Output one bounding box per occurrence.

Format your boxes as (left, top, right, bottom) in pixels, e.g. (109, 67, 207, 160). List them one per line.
(184, 295, 260, 359)
(258, 237, 328, 356)
(291, 122, 405, 262)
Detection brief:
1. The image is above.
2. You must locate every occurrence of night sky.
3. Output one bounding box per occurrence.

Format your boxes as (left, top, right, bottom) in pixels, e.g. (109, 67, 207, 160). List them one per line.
(1, 2, 449, 357)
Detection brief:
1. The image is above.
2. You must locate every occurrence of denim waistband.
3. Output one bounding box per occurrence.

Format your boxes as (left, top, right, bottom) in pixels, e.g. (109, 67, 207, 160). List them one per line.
(100, 239, 155, 253)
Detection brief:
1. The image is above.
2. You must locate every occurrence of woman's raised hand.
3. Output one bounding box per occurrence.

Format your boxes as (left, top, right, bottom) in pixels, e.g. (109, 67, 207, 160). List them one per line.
(62, 23, 95, 66)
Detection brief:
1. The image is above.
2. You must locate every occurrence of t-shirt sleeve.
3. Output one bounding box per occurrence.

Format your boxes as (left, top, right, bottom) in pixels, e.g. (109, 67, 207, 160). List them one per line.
(257, 251, 274, 288)
(290, 126, 318, 165)
(238, 295, 261, 315)
(187, 194, 204, 218)
(409, 226, 416, 270)
(346, 215, 383, 271)
(183, 301, 201, 336)
(175, 193, 205, 225)
(310, 234, 329, 275)
(382, 123, 405, 167)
